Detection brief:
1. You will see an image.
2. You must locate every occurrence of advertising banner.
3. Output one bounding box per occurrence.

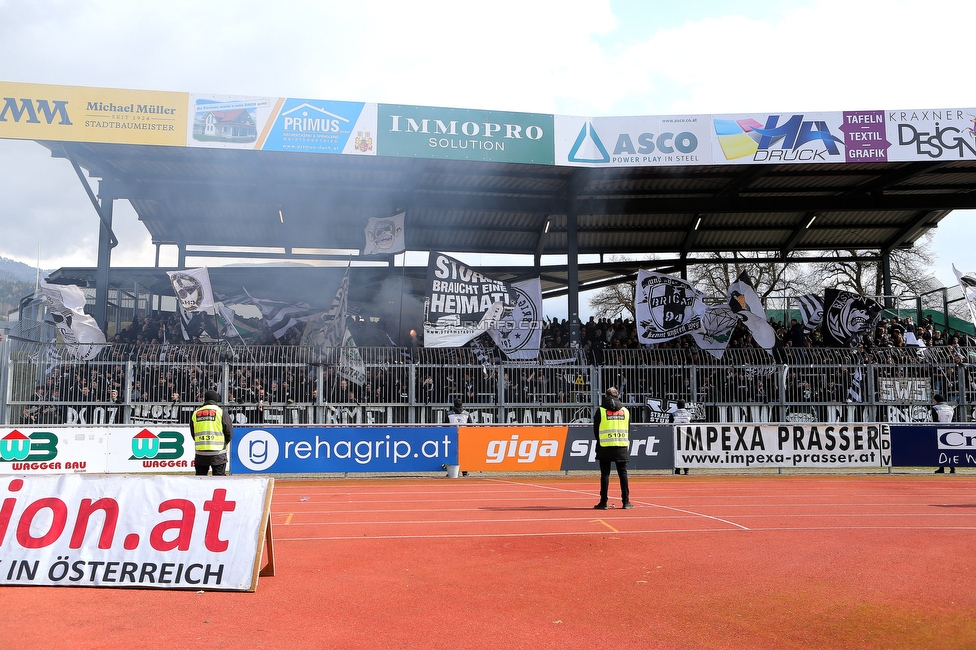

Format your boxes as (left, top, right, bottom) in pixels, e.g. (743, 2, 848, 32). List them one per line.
(0, 427, 107, 474)
(555, 114, 711, 167)
(231, 426, 457, 473)
(886, 108, 976, 161)
(560, 424, 673, 470)
(711, 112, 846, 164)
(0, 81, 188, 146)
(0, 474, 273, 591)
(377, 104, 554, 163)
(105, 427, 196, 473)
(890, 424, 976, 468)
(457, 425, 567, 471)
(262, 98, 377, 155)
(424, 251, 514, 348)
(0, 427, 198, 475)
(187, 93, 279, 149)
(674, 423, 891, 469)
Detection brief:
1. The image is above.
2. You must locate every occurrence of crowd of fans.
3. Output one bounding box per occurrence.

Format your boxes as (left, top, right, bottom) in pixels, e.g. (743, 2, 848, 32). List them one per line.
(17, 307, 976, 426)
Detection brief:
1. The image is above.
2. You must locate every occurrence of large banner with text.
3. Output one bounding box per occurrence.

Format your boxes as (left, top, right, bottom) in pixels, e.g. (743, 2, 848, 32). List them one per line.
(674, 423, 891, 469)
(0, 474, 273, 591)
(231, 426, 458, 473)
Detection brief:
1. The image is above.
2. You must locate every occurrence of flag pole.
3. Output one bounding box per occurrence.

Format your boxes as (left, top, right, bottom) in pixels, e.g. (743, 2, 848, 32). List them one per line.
(397, 251, 406, 346)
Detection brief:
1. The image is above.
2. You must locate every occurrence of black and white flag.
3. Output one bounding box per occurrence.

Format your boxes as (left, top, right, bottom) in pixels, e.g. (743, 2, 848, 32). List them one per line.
(820, 289, 882, 347)
(39, 281, 106, 360)
(691, 305, 738, 359)
(301, 266, 349, 353)
(795, 293, 824, 333)
(166, 268, 215, 313)
(424, 252, 513, 348)
(488, 278, 543, 359)
(634, 270, 705, 344)
(243, 288, 314, 340)
(726, 271, 777, 350)
(363, 212, 406, 256)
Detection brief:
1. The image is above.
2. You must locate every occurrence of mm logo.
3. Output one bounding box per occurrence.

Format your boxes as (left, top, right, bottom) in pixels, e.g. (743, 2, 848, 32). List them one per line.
(130, 429, 185, 460)
(0, 430, 58, 462)
(0, 98, 72, 125)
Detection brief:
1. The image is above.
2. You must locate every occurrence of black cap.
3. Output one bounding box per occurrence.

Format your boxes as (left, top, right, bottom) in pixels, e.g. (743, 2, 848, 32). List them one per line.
(453, 398, 463, 409)
(204, 390, 221, 403)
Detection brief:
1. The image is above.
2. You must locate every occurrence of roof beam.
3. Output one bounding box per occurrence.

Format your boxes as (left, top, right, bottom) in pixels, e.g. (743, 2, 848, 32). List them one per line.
(780, 211, 817, 259)
(881, 209, 941, 253)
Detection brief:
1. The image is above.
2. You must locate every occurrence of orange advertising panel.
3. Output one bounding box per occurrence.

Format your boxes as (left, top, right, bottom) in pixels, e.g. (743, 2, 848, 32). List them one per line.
(458, 425, 568, 472)
(0, 81, 188, 146)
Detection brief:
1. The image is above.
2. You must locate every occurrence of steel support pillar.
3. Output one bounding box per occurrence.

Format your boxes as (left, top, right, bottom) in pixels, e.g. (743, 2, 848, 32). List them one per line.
(567, 196, 580, 348)
(881, 251, 893, 309)
(93, 196, 114, 331)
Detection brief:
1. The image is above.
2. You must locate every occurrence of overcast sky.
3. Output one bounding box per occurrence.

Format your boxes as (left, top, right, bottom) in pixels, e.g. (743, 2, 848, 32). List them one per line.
(0, 0, 972, 311)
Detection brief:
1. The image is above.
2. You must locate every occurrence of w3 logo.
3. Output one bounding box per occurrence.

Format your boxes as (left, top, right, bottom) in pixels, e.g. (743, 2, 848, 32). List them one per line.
(130, 429, 185, 460)
(0, 430, 58, 462)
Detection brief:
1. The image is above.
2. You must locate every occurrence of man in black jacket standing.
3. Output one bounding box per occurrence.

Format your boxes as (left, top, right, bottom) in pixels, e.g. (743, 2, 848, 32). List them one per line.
(592, 387, 633, 510)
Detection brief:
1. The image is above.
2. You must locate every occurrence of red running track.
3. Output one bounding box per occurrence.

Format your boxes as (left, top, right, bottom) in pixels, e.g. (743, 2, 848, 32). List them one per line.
(3, 474, 976, 650)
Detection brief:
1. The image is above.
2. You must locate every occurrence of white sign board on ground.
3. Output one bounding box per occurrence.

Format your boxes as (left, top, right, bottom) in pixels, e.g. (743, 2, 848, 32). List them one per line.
(0, 474, 274, 591)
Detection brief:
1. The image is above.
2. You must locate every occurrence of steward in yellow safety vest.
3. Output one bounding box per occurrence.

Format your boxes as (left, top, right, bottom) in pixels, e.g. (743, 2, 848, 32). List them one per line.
(591, 387, 633, 510)
(190, 390, 234, 476)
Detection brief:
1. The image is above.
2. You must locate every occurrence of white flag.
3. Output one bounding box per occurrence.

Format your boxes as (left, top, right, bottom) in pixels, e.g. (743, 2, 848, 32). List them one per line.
(39, 281, 105, 360)
(952, 264, 976, 327)
(634, 270, 705, 344)
(216, 303, 241, 339)
(363, 212, 406, 256)
(726, 271, 777, 350)
(488, 278, 543, 359)
(167, 268, 215, 312)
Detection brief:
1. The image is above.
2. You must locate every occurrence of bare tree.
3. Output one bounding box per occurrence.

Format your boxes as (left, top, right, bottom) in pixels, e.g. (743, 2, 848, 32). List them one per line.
(587, 280, 635, 320)
(809, 232, 936, 297)
(585, 235, 937, 320)
(688, 252, 820, 302)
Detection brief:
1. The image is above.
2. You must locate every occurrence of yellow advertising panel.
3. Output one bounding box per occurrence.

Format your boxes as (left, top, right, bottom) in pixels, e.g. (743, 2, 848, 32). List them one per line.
(458, 425, 568, 472)
(0, 81, 188, 146)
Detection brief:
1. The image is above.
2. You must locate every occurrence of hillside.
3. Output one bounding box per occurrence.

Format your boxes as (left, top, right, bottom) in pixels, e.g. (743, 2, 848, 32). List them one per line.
(0, 257, 52, 318)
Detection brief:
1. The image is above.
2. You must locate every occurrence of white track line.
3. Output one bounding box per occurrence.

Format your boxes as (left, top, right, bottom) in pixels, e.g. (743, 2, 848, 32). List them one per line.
(488, 477, 751, 530)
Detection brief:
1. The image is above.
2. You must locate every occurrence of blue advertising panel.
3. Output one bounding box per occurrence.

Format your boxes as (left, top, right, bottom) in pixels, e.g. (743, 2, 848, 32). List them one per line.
(560, 424, 673, 470)
(231, 426, 457, 474)
(890, 424, 976, 468)
(262, 98, 376, 154)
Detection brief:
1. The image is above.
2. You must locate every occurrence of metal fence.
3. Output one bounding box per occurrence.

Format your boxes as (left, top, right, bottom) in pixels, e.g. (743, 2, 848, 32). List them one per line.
(5, 338, 975, 427)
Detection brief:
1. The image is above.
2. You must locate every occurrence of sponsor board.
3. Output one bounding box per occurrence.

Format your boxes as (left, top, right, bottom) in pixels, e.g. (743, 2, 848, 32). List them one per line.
(0, 427, 198, 475)
(711, 112, 846, 164)
(0, 474, 273, 591)
(187, 93, 279, 149)
(890, 424, 976, 468)
(107, 428, 196, 473)
(674, 423, 890, 468)
(0, 428, 106, 474)
(231, 426, 457, 473)
(262, 98, 377, 155)
(0, 81, 188, 146)
(458, 426, 566, 471)
(378, 104, 554, 163)
(886, 107, 976, 161)
(560, 424, 673, 470)
(555, 114, 711, 166)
